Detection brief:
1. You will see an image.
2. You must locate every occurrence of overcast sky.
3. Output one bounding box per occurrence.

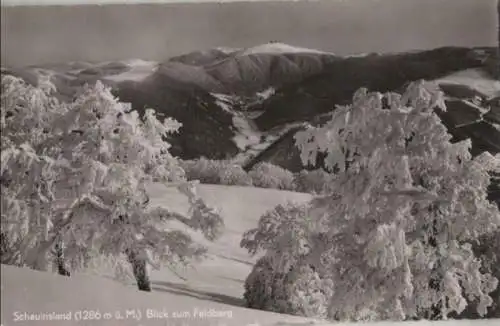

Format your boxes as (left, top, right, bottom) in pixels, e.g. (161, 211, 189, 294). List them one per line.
(3, 0, 293, 5)
(1, 0, 497, 67)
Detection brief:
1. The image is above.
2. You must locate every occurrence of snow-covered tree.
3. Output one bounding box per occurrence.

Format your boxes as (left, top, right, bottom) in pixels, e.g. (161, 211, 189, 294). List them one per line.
(293, 168, 335, 194)
(1, 75, 64, 270)
(248, 162, 295, 190)
(241, 202, 335, 318)
(454, 229, 500, 319)
(242, 80, 500, 321)
(1, 75, 224, 291)
(180, 158, 253, 186)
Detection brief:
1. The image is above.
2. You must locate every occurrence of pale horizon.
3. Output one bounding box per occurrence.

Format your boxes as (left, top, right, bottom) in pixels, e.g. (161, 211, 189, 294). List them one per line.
(3, 0, 305, 6)
(1, 0, 497, 67)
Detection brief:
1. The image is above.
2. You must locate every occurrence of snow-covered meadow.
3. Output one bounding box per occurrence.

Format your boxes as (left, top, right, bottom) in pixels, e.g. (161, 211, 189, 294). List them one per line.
(2, 262, 499, 326)
(1, 184, 316, 326)
(2, 185, 499, 326)
(434, 68, 500, 98)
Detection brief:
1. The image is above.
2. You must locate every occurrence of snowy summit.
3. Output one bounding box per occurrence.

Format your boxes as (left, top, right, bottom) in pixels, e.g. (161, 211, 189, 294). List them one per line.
(240, 42, 333, 56)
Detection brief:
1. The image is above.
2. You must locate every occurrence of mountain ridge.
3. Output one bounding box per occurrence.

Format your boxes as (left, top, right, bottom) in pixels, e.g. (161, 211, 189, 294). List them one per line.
(1, 44, 498, 181)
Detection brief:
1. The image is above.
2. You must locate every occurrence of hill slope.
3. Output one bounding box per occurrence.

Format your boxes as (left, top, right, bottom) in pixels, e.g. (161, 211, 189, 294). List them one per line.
(254, 47, 496, 130)
(4, 264, 500, 326)
(146, 183, 313, 300)
(1, 45, 497, 167)
(0, 43, 340, 161)
(1, 184, 499, 326)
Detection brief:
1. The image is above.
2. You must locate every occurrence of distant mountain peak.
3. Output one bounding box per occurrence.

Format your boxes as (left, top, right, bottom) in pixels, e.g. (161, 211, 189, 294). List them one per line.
(214, 46, 242, 55)
(239, 42, 334, 56)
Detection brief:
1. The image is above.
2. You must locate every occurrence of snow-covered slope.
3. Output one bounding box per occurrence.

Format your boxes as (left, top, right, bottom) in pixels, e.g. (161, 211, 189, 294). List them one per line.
(159, 42, 339, 95)
(434, 68, 500, 98)
(153, 61, 227, 92)
(4, 264, 499, 326)
(240, 42, 332, 56)
(2, 45, 497, 175)
(146, 183, 312, 292)
(2, 184, 499, 326)
(1, 184, 313, 326)
(1, 263, 318, 326)
(103, 59, 158, 82)
(211, 93, 308, 164)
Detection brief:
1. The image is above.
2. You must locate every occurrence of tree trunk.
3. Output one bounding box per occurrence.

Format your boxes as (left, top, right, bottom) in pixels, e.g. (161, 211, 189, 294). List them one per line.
(54, 240, 71, 276)
(126, 248, 151, 292)
(497, 0, 500, 79)
(425, 215, 444, 320)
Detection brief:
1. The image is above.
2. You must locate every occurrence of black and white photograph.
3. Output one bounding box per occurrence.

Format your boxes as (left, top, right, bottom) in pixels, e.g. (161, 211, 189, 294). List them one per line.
(1, 0, 499, 325)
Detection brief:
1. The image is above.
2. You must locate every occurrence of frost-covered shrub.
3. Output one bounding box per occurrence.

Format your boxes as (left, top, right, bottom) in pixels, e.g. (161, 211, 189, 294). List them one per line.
(180, 158, 253, 186)
(476, 230, 500, 317)
(180, 158, 221, 184)
(242, 81, 500, 321)
(248, 162, 295, 190)
(243, 256, 291, 313)
(241, 202, 334, 316)
(454, 230, 500, 319)
(241, 202, 314, 259)
(244, 256, 335, 319)
(287, 264, 335, 319)
(1, 75, 224, 291)
(219, 166, 253, 186)
(293, 169, 335, 194)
